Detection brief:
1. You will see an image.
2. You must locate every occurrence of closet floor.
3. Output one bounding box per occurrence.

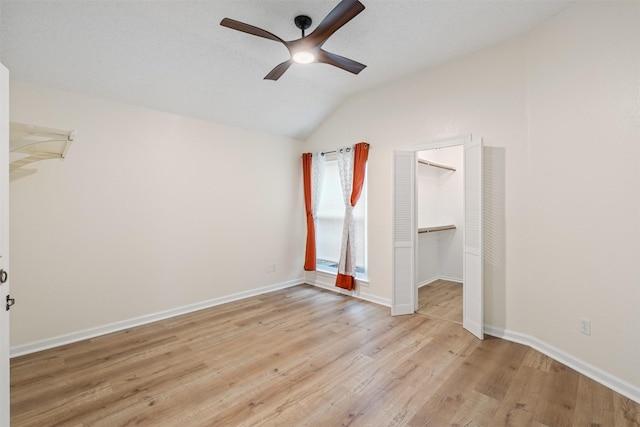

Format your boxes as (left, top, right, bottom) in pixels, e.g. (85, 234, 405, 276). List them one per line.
(417, 279, 463, 324)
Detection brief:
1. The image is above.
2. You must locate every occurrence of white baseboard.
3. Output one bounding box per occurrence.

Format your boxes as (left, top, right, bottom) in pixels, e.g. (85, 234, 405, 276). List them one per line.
(10, 278, 303, 358)
(417, 276, 440, 288)
(417, 275, 463, 288)
(484, 325, 640, 404)
(440, 275, 463, 284)
(308, 275, 391, 308)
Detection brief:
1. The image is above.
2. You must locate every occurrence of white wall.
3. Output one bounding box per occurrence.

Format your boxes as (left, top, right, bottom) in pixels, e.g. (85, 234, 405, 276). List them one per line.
(304, 2, 639, 395)
(9, 81, 305, 349)
(417, 146, 464, 285)
(417, 152, 440, 285)
(524, 1, 640, 390)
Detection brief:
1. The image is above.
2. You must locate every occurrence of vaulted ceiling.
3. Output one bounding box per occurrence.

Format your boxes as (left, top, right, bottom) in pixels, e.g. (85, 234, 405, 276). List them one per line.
(0, 1, 573, 140)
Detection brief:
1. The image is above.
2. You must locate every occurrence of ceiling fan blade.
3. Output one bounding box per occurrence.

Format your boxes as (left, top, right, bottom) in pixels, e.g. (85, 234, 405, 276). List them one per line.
(220, 18, 285, 43)
(264, 60, 293, 81)
(308, 0, 365, 46)
(317, 50, 366, 75)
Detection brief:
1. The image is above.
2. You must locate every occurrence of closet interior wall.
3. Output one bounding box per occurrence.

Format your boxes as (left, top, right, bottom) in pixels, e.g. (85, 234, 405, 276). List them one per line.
(417, 145, 464, 286)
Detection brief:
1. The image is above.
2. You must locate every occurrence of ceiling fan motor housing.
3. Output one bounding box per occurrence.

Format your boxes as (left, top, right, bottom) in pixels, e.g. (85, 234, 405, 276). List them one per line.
(295, 15, 312, 37)
(295, 15, 312, 30)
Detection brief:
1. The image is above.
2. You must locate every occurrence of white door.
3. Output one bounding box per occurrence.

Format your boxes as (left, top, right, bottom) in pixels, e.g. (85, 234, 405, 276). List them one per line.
(392, 151, 416, 315)
(463, 137, 483, 339)
(0, 63, 10, 426)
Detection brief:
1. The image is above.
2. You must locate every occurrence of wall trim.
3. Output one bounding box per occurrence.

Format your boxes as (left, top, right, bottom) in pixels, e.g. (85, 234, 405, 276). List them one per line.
(10, 278, 303, 358)
(417, 275, 463, 288)
(412, 133, 472, 151)
(307, 276, 391, 308)
(484, 325, 640, 404)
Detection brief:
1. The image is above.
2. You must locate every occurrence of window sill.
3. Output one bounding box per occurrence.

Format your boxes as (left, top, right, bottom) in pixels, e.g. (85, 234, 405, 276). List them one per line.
(315, 267, 369, 287)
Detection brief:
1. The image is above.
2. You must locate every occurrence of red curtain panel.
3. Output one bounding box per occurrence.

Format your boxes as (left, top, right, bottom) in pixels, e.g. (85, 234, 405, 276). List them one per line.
(302, 153, 316, 271)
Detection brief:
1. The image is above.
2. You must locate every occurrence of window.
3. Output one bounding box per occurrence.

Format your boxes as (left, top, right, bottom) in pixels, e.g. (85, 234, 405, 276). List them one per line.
(315, 158, 367, 279)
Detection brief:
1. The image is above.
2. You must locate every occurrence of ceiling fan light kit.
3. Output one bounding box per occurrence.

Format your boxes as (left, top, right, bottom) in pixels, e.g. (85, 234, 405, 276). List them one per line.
(220, 0, 367, 81)
(292, 15, 315, 64)
(293, 51, 315, 64)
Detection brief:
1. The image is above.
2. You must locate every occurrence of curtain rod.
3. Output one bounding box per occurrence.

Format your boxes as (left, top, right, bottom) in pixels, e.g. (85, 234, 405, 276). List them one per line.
(321, 148, 349, 156)
(322, 143, 370, 156)
(303, 143, 369, 157)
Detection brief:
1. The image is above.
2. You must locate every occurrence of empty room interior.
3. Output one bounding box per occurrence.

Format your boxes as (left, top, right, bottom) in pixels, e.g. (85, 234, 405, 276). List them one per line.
(0, 0, 639, 425)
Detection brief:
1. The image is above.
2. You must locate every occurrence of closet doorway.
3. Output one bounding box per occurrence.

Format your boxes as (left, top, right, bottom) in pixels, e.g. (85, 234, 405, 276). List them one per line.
(416, 145, 463, 324)
(392, 134, 483, 339)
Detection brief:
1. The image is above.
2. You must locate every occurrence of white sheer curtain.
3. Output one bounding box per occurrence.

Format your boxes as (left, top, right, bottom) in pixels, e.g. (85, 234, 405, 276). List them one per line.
(336, 146, 355, 277)
(311, 152, 326, 223)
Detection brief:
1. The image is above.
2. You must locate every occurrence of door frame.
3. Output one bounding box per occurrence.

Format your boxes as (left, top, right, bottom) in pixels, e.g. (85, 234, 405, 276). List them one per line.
(392, 134, 484, 339)
(0, 62, 11, 426)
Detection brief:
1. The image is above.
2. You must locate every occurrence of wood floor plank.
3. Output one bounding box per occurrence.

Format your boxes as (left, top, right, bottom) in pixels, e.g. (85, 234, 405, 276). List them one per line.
(10, 284, 640, 426)
(613, 393, 640, 427)
(490, 350, 550, 426)
(406, 336, 500, 425)
(417, 279, 463, 324)
(449, 390, 499, 427)
(351, 330, 472, 425)
(573, 375, 616, 427)
(473, 338, 529, 401)
(522, 346, 554, 372)
(532, 359, 579, 427)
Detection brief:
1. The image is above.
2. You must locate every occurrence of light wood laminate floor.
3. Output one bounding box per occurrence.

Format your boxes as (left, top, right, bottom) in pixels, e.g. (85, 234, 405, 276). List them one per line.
(11, 284, 640, 426)
(417, 279, 463, 324)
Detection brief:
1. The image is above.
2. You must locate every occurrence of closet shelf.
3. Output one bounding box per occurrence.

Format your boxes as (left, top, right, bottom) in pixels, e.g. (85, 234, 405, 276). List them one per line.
(419, 224, 456, 233)
(9, 122, 75, 173)
(418, 159, 456, 172)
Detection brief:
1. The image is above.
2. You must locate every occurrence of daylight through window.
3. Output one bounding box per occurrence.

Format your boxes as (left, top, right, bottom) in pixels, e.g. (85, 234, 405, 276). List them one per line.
(315, 159, 367, 278)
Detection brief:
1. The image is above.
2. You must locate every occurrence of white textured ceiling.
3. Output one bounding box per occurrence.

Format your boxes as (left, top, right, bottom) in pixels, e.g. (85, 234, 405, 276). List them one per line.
(0, 0, 572, 140)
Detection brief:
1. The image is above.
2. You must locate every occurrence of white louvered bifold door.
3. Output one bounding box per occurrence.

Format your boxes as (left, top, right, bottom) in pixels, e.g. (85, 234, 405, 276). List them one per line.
(463, 138, 484, 339)
(392, 151, 416, 315)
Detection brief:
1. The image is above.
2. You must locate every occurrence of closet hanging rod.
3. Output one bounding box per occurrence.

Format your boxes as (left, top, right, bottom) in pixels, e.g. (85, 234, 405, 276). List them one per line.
(418, 225, 457, 233)
(9, 122, 76, 174)
(417, 159, 456, 171)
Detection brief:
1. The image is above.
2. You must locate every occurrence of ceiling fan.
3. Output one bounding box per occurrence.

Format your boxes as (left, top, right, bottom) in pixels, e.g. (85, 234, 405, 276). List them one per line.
(220, 0, 367, 81)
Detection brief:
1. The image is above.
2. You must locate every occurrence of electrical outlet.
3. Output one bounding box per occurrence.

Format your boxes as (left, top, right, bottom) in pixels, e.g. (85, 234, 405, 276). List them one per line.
(580, 318, 591, 336)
